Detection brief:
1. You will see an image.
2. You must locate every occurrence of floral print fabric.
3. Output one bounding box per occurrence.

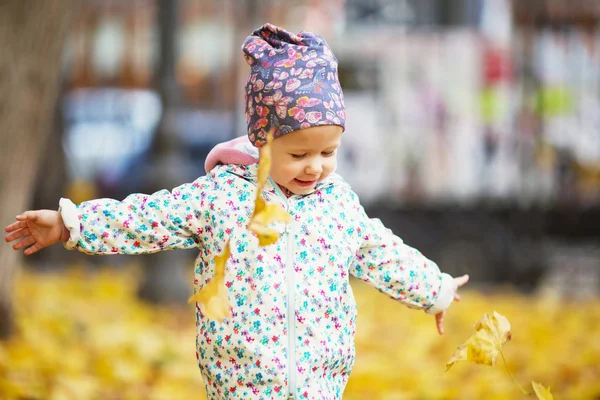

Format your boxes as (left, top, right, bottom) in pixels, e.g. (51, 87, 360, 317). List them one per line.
(60, 164, 452, 399)
(242, 23, 346, 146)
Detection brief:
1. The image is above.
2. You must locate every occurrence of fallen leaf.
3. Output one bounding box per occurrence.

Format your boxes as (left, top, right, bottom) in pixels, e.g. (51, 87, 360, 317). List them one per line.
(255, 130, 274, 194)
(247, 131, 290, 245)
(247, 198, 291, 246)
(188, 241, 232, 322)
(532, 381, 553, 400)
(446, 311, 511, 371)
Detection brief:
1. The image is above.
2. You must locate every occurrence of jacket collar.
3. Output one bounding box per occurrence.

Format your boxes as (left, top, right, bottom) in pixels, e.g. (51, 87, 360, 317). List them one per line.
(218, 163, 339, 199)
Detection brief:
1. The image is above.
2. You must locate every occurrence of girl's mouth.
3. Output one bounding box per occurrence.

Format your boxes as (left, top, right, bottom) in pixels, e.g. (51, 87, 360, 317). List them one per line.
(294, 178, 317, 187)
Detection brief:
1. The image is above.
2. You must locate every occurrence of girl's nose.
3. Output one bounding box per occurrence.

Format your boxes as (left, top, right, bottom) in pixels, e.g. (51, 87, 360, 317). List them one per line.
(305, 159, 323, 175)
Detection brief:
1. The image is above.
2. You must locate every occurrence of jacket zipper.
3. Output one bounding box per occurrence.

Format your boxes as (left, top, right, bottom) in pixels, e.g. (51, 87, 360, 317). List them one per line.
(286, 225, 296, 399)
(269, 178, 296, 399)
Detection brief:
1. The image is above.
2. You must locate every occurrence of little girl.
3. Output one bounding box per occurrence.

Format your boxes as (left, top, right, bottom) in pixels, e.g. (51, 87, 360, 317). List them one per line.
(5, 23, 468, 400)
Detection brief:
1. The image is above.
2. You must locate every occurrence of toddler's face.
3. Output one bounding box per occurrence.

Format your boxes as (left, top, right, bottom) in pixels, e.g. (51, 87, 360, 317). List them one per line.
(269, 125, 342, 195)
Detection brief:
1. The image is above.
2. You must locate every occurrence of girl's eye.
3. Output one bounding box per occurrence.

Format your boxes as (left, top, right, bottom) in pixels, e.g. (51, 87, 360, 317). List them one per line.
(322, 151, 335, 157)
(291, 154, 306, 159)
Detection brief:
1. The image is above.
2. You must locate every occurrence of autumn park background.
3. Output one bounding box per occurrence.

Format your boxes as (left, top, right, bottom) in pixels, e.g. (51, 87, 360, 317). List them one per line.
(1, 1, 599, 399)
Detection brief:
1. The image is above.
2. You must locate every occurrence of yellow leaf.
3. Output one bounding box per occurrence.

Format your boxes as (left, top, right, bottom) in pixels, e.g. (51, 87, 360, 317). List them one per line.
(532, 381, 553, 400)
(446, 311, 511, 371)
(188, 241, 232, 322)
(256, 130, 274, 194)
(247, 132, 290, 245)
(248, 198, 290, 246)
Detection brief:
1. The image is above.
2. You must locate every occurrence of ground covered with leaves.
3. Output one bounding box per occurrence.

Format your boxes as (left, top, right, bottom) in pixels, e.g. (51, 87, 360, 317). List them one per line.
(1, 267, 598, 399)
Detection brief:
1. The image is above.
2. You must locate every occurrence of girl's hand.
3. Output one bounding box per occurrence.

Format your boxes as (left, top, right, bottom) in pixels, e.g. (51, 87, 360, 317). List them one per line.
(435, 274, 469, 335)
(4, 210, 69, 256)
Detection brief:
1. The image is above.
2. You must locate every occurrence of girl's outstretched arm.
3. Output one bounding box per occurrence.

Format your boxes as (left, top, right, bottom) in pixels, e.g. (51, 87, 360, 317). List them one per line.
(4, 210, 70, 256)
(347, 193, 468, 334)
(55, 174, 217, 256)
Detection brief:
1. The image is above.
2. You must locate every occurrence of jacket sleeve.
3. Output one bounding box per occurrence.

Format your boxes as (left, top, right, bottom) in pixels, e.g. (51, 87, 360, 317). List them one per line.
(58, 174, 218, 255)
(349, 198, 455, 315)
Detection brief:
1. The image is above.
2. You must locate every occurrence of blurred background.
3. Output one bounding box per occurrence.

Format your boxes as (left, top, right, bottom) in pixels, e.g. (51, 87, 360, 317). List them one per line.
(1, 0, 599, 399)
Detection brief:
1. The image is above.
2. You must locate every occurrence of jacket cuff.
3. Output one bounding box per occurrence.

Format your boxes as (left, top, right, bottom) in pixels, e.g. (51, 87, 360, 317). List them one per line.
(425, 273, 455, 315)
(58, 198, 80, 250)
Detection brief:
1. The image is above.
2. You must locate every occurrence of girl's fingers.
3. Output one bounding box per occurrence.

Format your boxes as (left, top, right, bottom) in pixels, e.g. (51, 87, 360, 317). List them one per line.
(4, 220, 27, 233)
(436, 312, 445, 335)
(13, 236, 35, 251)
(16, 211, 38, 222)
(454, 293, 461, 302)
(4, 227, 30, 243)
(24, 242, 43, 256)
(456, 274, 469, 287)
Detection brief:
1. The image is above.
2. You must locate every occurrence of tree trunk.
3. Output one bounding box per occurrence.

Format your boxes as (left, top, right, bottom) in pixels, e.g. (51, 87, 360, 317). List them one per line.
(0, 0, 76, 339)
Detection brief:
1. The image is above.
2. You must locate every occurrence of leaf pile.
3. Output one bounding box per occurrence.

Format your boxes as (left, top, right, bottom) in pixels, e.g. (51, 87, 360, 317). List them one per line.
(1, 270, 599, 399)
(1, 267, 207, 400)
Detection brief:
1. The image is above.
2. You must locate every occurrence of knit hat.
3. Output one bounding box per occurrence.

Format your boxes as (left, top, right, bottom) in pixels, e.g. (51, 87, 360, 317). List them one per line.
(242, 23, 346, 147)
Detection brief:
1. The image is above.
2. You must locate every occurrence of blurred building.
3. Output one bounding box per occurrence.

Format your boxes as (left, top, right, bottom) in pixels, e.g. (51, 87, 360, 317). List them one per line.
(47, 0, 600, 292)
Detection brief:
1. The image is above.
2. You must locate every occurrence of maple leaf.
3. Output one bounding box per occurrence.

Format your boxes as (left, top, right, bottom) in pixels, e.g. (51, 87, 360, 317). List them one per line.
(188, 241, 232, 322)
(247, 130, 290, 245)
(255, 131, 273, 195)
(247, 198, 291, 246)
(446, 311, 512, 371)
(532, 381, 553, 400)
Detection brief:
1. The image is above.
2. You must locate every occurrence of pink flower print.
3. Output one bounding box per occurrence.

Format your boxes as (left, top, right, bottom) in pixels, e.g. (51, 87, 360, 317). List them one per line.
(274, 49, 302, 68)
(253, 79, 265, 92)
(256, 129, 268, 142)
(300, 122, 311, 129)
(287, 46, 299, 59)
(288, 106, 305, 122)
(337, 110, 346, 120)
(253, 117, 268, 130)
(305, 111, 322, 124)
(296, 96, 322, 108)
(255, 105, 269, 117)
(290, 67, 303, 76)
(306, 57, 328, 68)
(326, 110, 341, 124)
(264, 69, 289, 92)
(299, 68, 314, 79)
(301, 49, 317, 61)
(262, 90, 293, 119)
(260, 59, 272, 68)
(285, 78, 301, 92)
(245, 42, 256, 53)
(329, 92, 343, 108)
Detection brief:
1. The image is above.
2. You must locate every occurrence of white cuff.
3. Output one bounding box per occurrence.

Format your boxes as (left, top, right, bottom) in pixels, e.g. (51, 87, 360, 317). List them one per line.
(425, 273, 455, 315)
(58, 198, 80, 250)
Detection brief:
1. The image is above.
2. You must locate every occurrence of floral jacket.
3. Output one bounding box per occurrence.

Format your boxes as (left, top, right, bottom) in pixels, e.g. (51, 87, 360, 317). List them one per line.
(59, 164, 454, 400)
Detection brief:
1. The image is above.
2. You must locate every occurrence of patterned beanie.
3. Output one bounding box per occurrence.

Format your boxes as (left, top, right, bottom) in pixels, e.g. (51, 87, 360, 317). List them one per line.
(242, 23, 346, 147)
